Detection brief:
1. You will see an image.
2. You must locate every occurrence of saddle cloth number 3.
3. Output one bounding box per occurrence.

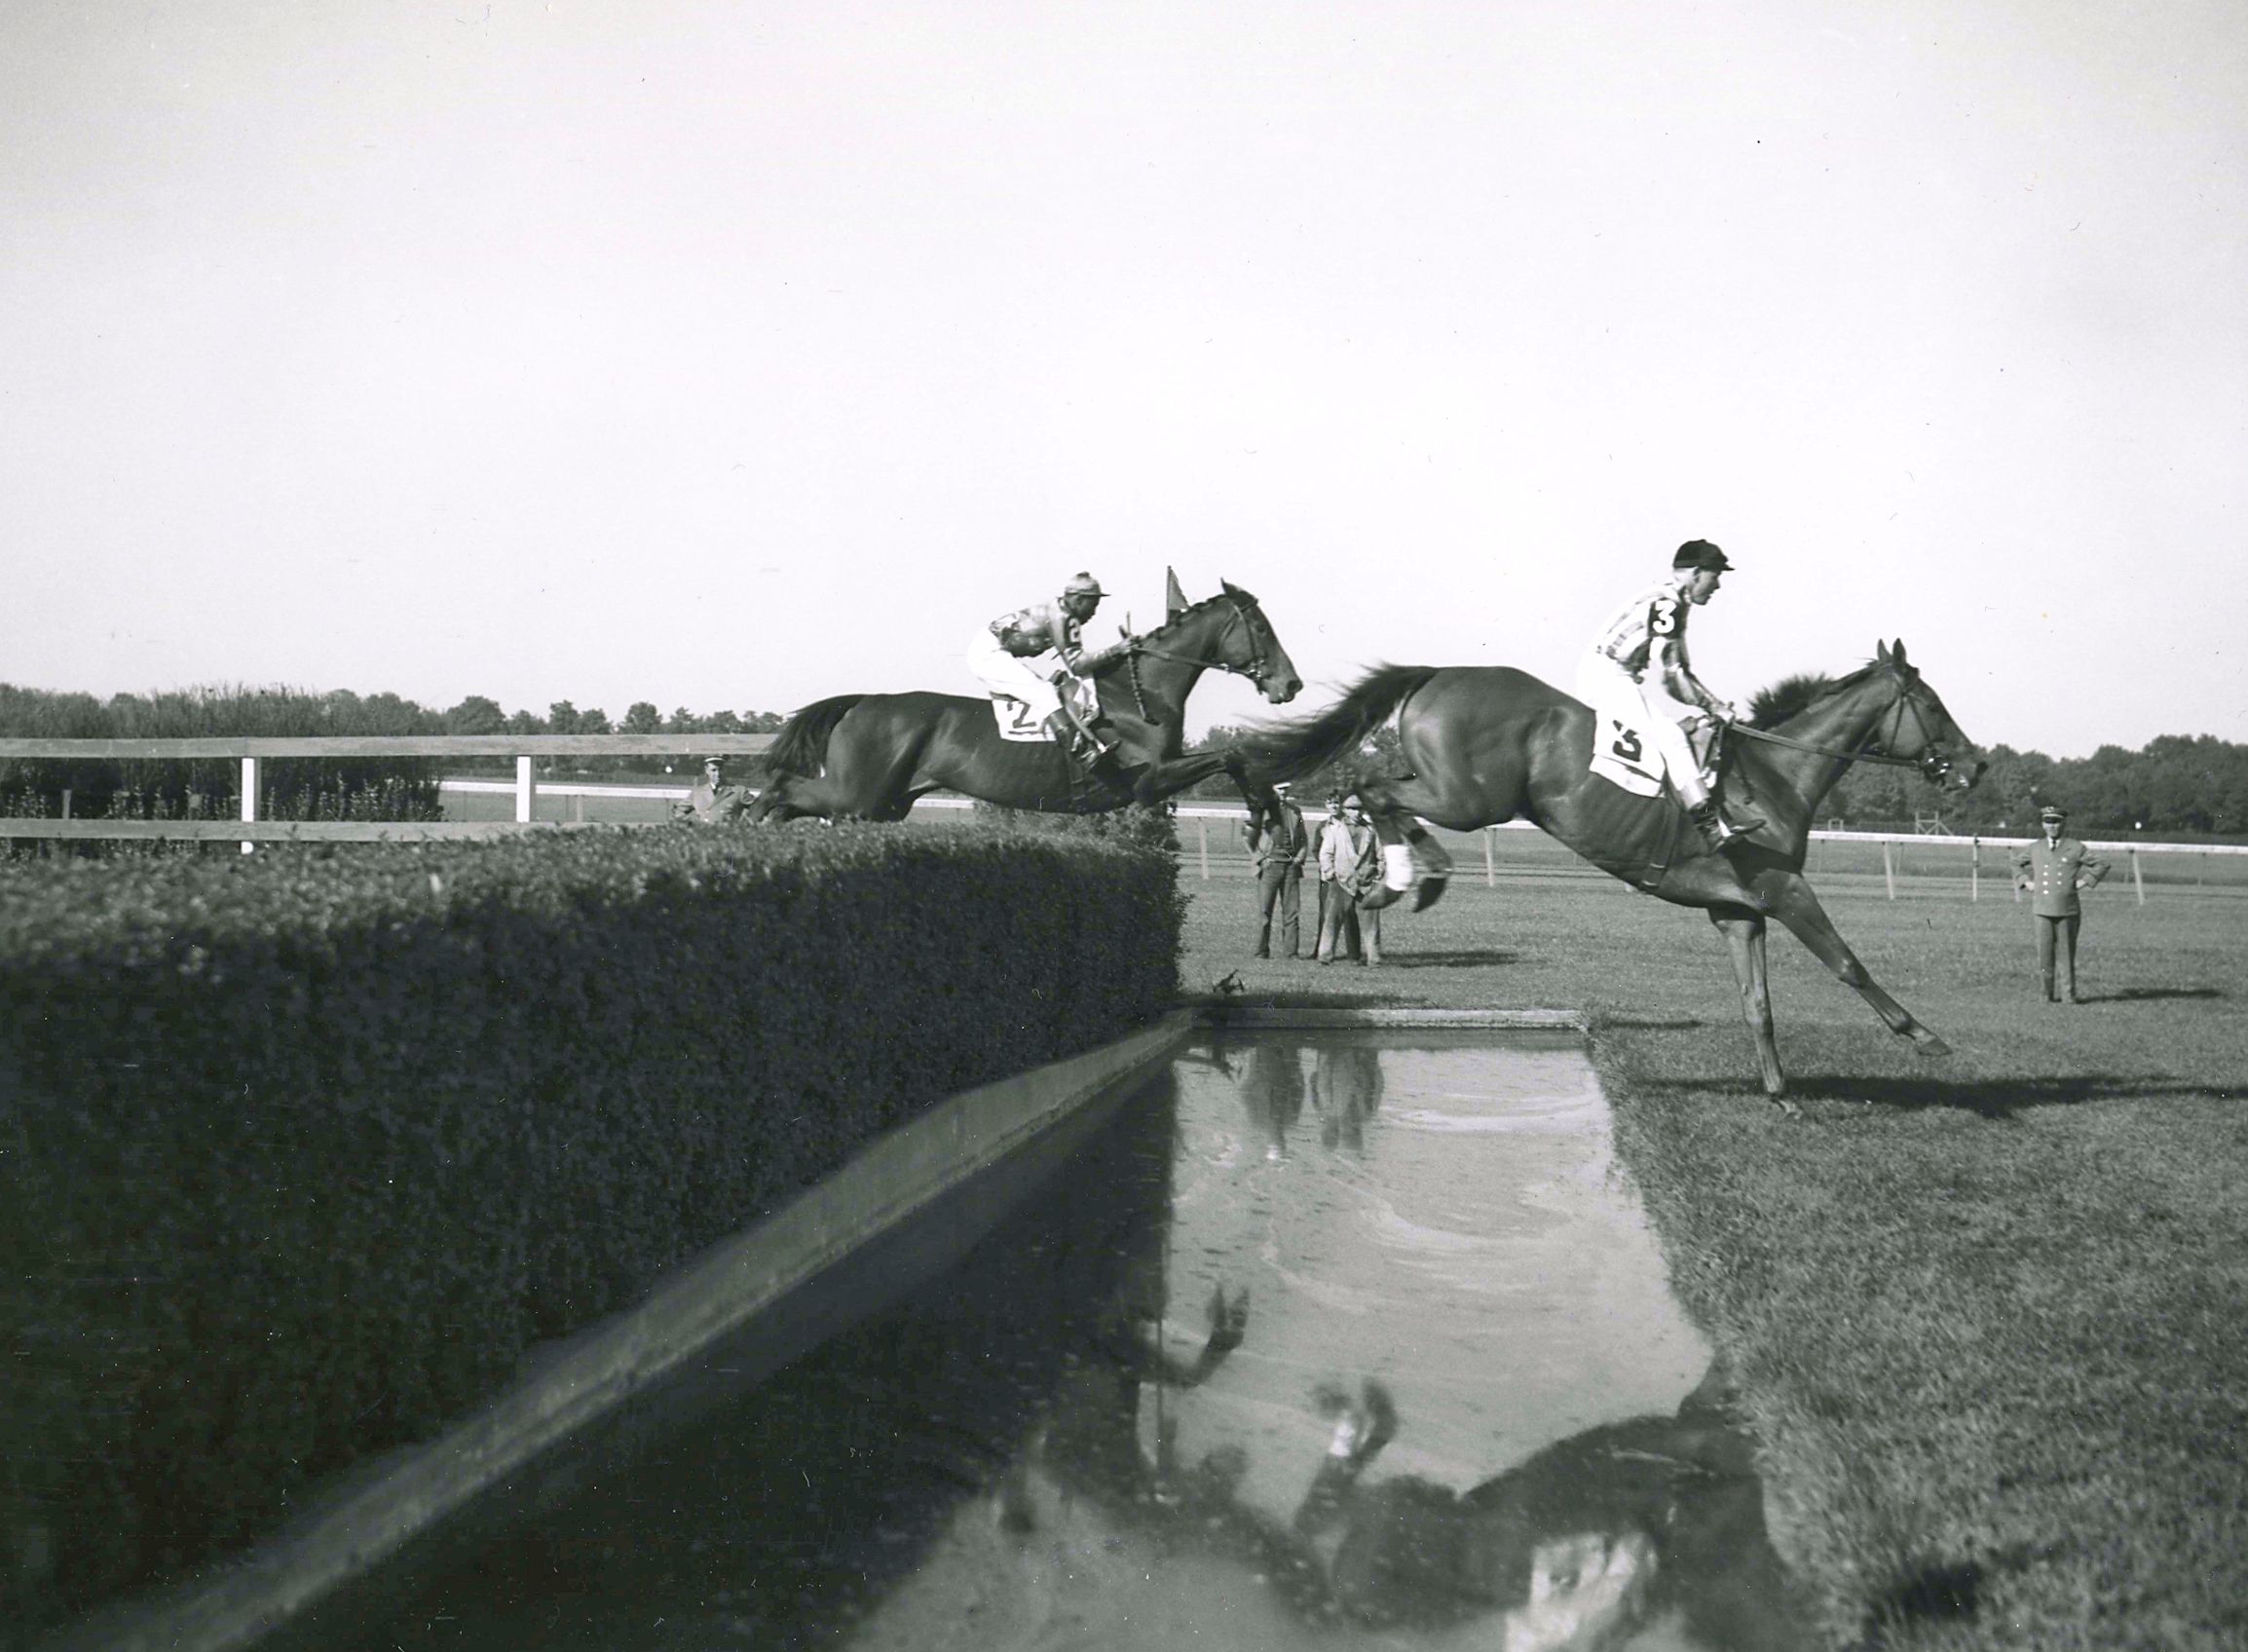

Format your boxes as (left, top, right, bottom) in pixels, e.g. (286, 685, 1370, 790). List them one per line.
(1590, 714, 1664, 797)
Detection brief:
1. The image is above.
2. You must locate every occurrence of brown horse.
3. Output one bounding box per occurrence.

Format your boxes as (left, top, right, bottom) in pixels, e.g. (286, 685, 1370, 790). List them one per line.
(747, 582, 1300, 822)
(1239, 642, 1983, 1105)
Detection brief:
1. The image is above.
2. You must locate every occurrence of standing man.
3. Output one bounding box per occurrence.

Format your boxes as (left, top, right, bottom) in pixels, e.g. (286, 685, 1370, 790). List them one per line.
(1243, 780, 1311, 959)
(1577, 539, 1763, 850)
(1317, 794, 1384, 966)
(2012, 804, 2109, 1003)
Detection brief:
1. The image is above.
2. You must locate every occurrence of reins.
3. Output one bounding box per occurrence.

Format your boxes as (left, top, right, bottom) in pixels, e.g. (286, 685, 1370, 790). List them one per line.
(1722, 673, 1946, 771)
(1119, 597, 1269, 719)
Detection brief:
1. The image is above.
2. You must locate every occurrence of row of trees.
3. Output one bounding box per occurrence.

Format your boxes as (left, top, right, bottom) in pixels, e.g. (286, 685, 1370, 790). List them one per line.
(1183, 722, 2248, 839)
(0, 685, 797, 823)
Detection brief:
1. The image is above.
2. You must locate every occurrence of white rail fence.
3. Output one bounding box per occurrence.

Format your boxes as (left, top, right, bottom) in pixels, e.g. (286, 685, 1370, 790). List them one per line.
(4, 737, 2242, 903)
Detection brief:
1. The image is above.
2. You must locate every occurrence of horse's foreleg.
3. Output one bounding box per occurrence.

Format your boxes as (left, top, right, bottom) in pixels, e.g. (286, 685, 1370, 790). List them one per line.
(1123, 749, 1237, 807)
(1767, 876, 1951, 1055)
(1707, 908, 1793, 1111)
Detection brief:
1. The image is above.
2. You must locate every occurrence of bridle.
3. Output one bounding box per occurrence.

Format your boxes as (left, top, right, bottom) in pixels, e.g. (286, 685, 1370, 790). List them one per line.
(1118, 596, 1274, 719)
(1724, 668, 1958, 783)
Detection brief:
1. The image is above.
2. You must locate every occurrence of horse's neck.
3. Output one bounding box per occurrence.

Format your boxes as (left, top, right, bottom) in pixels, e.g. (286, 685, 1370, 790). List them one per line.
(1103, 613, 1215, 728)
(1756, 675, 1897, 817)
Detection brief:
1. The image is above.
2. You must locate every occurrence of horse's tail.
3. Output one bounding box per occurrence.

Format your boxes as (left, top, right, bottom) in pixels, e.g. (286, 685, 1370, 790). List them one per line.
(1234, 664, 1438, 786)
(764, 694, 868, 776)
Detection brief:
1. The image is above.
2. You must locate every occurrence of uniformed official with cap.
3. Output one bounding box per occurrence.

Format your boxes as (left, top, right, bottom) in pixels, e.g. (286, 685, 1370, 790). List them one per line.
(2012, 805, 2109, 1003)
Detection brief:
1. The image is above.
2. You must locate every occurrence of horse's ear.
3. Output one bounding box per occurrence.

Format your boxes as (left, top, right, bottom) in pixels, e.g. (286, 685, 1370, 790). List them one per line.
(1165, 566, 1188, 618)
(1875, 640, 1892, 663)
(1892, 638, 1909, 665)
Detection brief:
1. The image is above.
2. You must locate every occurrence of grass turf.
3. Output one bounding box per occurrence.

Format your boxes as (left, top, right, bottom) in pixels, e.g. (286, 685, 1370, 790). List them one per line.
(1179, 865, 2248, 1651)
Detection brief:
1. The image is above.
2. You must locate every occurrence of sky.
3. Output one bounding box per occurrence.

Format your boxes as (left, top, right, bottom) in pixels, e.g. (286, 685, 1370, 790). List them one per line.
(3, 0, 2243, 758)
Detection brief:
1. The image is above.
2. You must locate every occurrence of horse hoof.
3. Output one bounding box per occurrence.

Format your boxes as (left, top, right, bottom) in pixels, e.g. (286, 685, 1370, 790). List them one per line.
(1359, 885, 1405, 912)
(1409, 878, 1448, 913)
(1770, 1095, 1803, 1119)
(1915, 1032, 1952, 1057)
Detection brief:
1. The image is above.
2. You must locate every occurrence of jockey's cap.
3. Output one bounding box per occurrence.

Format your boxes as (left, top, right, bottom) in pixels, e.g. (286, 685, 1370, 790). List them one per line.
(1272, 780, 1293, 794)
(2039, 804, 2067, 822)
(1672, 539, 1733, 573)
(1064, 572, 1106, 598)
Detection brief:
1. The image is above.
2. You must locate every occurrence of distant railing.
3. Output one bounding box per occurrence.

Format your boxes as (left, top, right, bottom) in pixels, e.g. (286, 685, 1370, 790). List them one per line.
(0, 735, 774, 846)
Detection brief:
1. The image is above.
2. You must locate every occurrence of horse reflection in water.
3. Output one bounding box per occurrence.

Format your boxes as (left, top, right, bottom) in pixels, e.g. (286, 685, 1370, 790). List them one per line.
(1284, 1364, 1810, 1648)
(1004, 1329, 1802, 1648)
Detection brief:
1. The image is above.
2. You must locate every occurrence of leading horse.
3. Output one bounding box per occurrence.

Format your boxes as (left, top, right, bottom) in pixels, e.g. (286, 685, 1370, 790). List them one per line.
(1238, 642, 1982, 1106)
(748, 581, 1299, 822)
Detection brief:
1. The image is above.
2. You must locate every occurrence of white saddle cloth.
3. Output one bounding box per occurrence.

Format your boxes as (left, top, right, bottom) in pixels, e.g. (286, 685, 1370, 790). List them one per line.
(990, 672, 1095, 743)
(1576, 658, 1667, 799)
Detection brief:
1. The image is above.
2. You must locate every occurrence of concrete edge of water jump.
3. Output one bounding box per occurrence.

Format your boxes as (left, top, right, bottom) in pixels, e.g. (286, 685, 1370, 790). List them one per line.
(1191, 1003, 1591, 1032)
(40, 1011, 1199, 1652)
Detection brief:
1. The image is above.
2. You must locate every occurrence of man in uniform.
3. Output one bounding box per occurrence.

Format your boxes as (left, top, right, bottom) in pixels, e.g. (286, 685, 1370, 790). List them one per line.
(1577, 539, 1764, 851)
(1242, 779, 1310, 959)
(967, 571, 1127, 771)
(2012, 804, 2108, 1003)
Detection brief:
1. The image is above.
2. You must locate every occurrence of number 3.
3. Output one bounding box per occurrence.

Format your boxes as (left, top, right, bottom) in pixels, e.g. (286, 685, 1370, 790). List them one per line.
(1610, 721, 1643, 763)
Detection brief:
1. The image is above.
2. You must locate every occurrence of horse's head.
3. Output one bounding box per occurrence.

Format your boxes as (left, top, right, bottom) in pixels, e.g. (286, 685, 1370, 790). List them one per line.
(1869, 640, 1983, 792)
(1218, 580, 1302, 704)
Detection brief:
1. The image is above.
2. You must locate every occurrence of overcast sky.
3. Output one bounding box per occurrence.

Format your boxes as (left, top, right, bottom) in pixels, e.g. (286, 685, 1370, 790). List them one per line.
(4, 0, 2242, 757)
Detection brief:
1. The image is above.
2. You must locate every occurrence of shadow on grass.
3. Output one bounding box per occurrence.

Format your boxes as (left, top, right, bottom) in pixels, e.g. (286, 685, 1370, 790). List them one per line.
(1375, 949, 1520, 969)
(1636, 1072, 2218, 1121)
(2094, 986, 2226, 1002)
(1863, 1557, 1981, 1646)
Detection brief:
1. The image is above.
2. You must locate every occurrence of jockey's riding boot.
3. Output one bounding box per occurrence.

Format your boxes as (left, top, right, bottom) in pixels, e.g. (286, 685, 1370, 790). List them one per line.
(1690, 798, 1756, 853)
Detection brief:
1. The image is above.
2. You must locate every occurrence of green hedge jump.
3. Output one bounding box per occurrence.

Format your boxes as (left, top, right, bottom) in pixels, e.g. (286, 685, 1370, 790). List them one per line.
(0, 822, 1181, 1638)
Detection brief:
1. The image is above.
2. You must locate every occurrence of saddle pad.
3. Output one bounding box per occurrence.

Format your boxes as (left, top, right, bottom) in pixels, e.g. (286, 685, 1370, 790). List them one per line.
(987, 676, 1095, 744)
(1587, 704, 1666, 799)
(988, 694, 1049, 742)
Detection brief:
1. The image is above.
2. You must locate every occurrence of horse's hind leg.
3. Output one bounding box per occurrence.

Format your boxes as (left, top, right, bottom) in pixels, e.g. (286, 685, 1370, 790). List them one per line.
(1352, 779, 1456, 912)
(1708, 907, 1794, 1111)
(1765, 873, 1951, 1056)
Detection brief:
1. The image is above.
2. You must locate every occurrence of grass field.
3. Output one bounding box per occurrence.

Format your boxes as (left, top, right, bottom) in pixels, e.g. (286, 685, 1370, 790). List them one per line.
(1176, 866, 2248, 1651)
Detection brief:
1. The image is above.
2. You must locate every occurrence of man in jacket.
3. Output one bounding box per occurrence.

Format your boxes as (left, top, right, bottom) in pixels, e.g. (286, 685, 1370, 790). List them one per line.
(671, 756, 751, 824)
(1243, 780, 1311, 959)
(2012, 804, 2109, 1003)
(1317, 794, 1384, 966)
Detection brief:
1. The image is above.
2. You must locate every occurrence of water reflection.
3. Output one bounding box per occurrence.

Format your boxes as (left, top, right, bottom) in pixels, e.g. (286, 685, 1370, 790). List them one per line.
(314, 1037, 1812, 1651)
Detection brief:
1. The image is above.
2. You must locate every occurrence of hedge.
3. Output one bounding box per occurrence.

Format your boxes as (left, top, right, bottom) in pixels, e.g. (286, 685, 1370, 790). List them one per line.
(0, 821, 1181, 1639)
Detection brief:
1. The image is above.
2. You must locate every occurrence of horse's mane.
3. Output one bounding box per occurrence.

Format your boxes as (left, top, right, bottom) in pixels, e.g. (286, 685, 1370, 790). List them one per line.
(1142, 586, 1255, 640)
(1746, 659, 1891, 730)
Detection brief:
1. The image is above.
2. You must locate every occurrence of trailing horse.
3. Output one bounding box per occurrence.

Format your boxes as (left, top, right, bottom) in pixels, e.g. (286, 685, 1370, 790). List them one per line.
(748, 582, 1300, 822)
(1238, 642, 1983, 1106)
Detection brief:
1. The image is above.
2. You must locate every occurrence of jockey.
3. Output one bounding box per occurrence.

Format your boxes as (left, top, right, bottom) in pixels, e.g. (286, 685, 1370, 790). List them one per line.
(1577, 539, 1765, 850)
(966, 571, 1128, 767)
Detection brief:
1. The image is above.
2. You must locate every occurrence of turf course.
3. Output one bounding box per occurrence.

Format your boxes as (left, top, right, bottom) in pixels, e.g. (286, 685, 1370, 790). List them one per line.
(1180, 868, 2248, 1651)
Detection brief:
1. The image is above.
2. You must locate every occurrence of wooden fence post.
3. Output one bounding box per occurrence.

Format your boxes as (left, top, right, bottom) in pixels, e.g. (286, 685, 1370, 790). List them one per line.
(2131, 847, 2145, 905)
(1483, 828, 1496, 886)
(1882, 840, 1895, 900)
(240, 756, 258, 855)
(59, 788, 71, 820)
(1970, 837, 1979, 903)
(515, 756, 536, 824)
(1195, 816, 1211, 880)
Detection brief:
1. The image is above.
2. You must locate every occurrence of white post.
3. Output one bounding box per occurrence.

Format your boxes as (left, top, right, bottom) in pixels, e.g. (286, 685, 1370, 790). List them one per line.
(1483, 828, 1496, 886)
(2132, 847, 2145, 905)
(1970, 837, 1979, 903)
(241, 756, 258, 855)
(59, 788, 72, 820)
(1882, 839, 1895, 900)
(516, 755, 536, 824)
(1197, 816, 1210, 881)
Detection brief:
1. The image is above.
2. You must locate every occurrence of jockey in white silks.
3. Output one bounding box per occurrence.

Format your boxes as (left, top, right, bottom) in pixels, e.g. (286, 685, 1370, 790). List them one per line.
(966, 571, 1127, 769)
(1574, 539, 1765, 851)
